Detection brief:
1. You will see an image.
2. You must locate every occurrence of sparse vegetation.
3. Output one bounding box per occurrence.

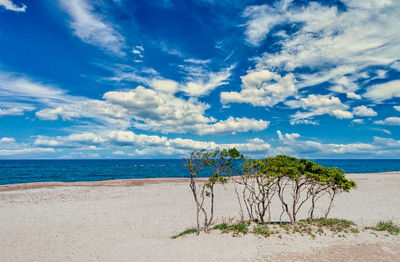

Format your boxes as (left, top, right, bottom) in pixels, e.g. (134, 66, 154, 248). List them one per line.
(209, 218, 360, 239)
(252, 224, 272, 237)
(171, 228, 197, 239)
(375, 221, 400, 235)
(213, 222, 249, 236)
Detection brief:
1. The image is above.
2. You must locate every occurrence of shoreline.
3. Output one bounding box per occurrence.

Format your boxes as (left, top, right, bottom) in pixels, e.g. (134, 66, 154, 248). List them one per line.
(1, 171, 399, 192)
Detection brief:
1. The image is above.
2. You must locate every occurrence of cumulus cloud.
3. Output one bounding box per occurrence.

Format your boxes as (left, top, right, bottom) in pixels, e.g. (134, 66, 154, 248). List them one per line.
(58, 0, 124, 54)
(364, 80, 400, 101)
(0, 0, 26, 12)
(375, 117, 400, 126)
(102, 85, 268, 134)
(103, 85, 213, 127)
(286, 94, 352, 120)
(193, 117, 269, 135)
(221, 69, 296, 107)
(353, 105, 377, 117)
(34, 130, 272, 157)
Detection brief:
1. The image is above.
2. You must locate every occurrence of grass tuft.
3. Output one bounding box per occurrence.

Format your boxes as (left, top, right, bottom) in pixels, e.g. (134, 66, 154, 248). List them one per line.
(171, 228, 197, 239)
(213, 222, 249, 235)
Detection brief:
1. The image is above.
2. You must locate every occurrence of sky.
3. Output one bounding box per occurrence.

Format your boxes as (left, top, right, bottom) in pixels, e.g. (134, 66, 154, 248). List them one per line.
(0, 0, 399, 159)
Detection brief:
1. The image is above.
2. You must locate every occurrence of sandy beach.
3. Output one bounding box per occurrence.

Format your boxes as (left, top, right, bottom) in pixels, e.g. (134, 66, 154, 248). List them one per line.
(0, 172, 399, 262)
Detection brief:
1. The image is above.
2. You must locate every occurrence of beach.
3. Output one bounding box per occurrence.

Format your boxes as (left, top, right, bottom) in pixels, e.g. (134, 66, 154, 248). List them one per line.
(0, 172, 399, 262)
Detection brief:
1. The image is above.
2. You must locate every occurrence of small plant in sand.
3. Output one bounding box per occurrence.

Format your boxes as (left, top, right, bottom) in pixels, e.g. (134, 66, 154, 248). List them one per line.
(171, 228, 197, 239)
(184, 148, 242, 234)
(375, 221, 400, 235)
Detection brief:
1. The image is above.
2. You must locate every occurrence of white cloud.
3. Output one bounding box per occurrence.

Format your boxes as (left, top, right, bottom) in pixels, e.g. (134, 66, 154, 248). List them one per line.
(394, 106, 400, 112)
(108, 130, 167, 146)
(0, 71, 73, 105)
(364, 80, 400, 101)
(35, 130, 272, 157)
(277, 130, 300, 141)
(346, 92, 362, 100)
(246, 0, 400, 96)
(33, 137, 63, 147)
(103, 85, 213, 128)
(0, 0, 26, 12)
(150, 79, 179, 94)
(286, 94, 352, 120)
(0, 137, 15, 143)
(0, 137, 55, 157)
(112, 150, 125, 155)
(332, 110, 354, 119)
(289, 119, 319, 125)
(243, 4, 282, 46)
(352, 119, 364, 124)
(0, 148, 55, 156)
(276, 130, 379, 157)
(221, 69, 296, 107)
(66, 132, 105, 144)
(193, 117, 269, 135)
(353, 105, 377, 117)
(181, 65, 234, 97)
(36, 107, 79, 120)
(375, 117, 400, 126)
(184, 58, 211, 64)
(58, 0, 124, 54)
(0, 107, 24, 116)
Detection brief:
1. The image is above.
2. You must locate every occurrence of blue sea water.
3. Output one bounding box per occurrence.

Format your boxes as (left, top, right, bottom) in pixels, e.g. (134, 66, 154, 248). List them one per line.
(0, 159, 399, 185)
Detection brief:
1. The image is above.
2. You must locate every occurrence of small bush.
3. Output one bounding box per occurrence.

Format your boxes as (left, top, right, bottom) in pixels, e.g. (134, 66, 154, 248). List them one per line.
(253, 225, 271, 237)
(376, 221, 400, 235)
(171, 228, 197, 239)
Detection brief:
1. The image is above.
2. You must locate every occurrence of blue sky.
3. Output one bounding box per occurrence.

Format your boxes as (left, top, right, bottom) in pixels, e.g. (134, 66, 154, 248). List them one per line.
(0, 0, 399, 159)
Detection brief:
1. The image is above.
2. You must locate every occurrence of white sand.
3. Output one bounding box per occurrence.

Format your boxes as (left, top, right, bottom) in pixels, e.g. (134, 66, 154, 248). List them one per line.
(0, 173, 399, 261)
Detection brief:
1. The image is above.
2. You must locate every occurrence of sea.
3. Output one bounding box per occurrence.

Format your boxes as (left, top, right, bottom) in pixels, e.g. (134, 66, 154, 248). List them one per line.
(0, 159, 400, 185)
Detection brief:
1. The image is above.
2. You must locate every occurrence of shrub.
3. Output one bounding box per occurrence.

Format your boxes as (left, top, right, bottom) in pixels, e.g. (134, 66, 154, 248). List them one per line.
(185, 148, 243, 233)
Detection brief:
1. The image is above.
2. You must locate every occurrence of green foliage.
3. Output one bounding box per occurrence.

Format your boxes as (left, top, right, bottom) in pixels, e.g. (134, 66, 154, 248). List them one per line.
(213, 223, 228, 230)
(171, 228, 198, 239)
(376, 221, 400, 235)
(252, 225, 271, 237)
(213, 222, 249, 235)
(300, 218, 356, 233)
